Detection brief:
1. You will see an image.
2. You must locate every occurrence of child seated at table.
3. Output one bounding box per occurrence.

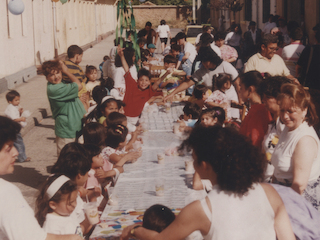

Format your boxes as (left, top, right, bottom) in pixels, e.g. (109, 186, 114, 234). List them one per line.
(177, 102, 201, 133)
(102, 124, 142, 167)
(50, 142, 93, 235)
(35, 174, 83, 236)
(82, 144, 105, 203)
(169, 44, 184, 70)
(188, 84, 212, 109)
(158, 55, 185, 95)
(142, 204, 176, 233)
(117, 45, 163, 125)
(205, 73, 233, 120)
(106, 112, 143, 151)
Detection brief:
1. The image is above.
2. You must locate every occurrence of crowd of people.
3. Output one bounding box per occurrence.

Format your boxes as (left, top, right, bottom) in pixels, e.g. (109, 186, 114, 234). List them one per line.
(1, 16, 320, 240)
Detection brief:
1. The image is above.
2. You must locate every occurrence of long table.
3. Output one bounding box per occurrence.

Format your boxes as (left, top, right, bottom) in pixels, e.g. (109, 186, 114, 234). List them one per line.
(90, 103, 205, 240)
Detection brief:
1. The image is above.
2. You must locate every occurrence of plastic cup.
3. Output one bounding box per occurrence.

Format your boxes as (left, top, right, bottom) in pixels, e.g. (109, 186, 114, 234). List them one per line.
(157, 153, 165, 164)
(165, 102, 171, 113)
(185, 160, 194, 173)
(84, 202, 100, 225)
(132, 141, 142, 150)
(155, 179, 164, 196)
(173, 122, 180, 134)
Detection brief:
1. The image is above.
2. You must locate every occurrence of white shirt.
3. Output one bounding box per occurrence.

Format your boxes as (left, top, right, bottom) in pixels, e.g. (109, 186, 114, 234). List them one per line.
(156, 25, 170, 38)
(0, 179, 47, 240)
(282, 42, 305, 77)
(250, 29, 257, 44)
(225, 32, 241, 47)
(183, 42, 197, 63)
(5, 104, 20, 120)
(245, 53, 290, 77)
(43, 213, 83, 236)
(113, 65, 138, 100)
(271, 121, 320, 183)
(200, 183, 275, 240)
(70, 195, 86, 224)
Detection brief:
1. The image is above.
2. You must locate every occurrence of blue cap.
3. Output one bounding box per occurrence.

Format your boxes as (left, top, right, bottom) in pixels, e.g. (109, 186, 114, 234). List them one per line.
(148, 43, 156, 49)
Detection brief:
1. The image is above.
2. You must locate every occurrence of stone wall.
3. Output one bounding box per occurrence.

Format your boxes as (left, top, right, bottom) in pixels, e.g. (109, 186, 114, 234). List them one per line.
(132, 5, 192, 29)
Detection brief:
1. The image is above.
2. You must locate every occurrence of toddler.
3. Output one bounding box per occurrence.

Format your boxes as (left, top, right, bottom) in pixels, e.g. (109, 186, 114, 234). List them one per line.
(99, 55, 109, 79)
(4, 90, 30, 162)
(205, 73, 232, 119)
(35, 174, 82, 236)
(200, 107, 225, 127)
(102, 124, 141, 167)
(85, 65, 100, 106)
(178, 103, 201, 133)
(188, 84, 212, 109)
(50, 142, 92, 235)
(142, 204, 175, 233)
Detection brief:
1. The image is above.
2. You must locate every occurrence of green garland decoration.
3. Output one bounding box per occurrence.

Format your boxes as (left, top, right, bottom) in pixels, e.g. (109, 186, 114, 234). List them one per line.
(116, 0, 140, 70)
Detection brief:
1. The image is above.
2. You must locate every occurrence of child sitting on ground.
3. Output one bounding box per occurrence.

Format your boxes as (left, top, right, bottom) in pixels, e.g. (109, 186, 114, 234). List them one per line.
(62, 45, 89, 111)
(42, 60, 87, 155)
(4, 90, 30, 162)
(50, 142, 92, 235)
(35, 174, 83, 236)
(85, 65, 100, 106)
(142, 204, 176, 233)
(177, 102, 201, 133)
(158, 55, 185, 96)
(117, 45, 163, 125)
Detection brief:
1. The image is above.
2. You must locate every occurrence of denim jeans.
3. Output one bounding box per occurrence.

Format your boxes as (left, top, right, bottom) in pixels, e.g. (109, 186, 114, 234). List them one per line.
(182, 59, 195, 95)
(14, 133, 27, 162)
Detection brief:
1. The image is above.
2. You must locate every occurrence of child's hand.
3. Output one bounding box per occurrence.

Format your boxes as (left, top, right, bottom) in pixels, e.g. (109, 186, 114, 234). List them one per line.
(20, 117, 26, 122)
(117, 45, 125, 57)
(137, 137, 143, 144)
(94, 186, 102, 196)
(59, 60, 69, 73)
(135, 124, 143, 134)
(19, 108, 23, 114)
(95, 169, 106, 179)
(78, 186, 88, 198)
(115, 166, 124, 173)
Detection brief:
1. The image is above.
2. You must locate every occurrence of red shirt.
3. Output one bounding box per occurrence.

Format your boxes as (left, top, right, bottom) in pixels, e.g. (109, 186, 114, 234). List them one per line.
(123, 72, 156, 117)
(239, 104, 272, 149)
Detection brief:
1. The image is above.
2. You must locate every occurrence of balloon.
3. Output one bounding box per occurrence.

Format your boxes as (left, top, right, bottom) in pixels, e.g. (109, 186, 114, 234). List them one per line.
(60, 0, 68, 3)
(52, 0, 59, 2)
(8, 0, 25, 15)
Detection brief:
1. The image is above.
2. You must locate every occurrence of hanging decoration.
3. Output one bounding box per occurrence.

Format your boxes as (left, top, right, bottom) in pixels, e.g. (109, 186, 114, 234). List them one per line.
(116, 0, 140, 70)
(8, 0, 25, 15)
(60, 0, 68, 4)
(52, 0, 60, 2)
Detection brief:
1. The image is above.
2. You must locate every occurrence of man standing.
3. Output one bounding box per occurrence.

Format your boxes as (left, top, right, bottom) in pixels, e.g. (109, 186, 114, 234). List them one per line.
(245, 34, 296, 81)
(243, 21, 262, 62)
(138, 21, 157, 45)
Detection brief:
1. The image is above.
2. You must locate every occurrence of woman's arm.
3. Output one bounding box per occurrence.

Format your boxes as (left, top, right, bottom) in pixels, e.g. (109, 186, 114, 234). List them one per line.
(291, 135, 318, 194)
(261, 183, 295, 240)
(164, 79, 194, 101)
(120, 200, 211, 240)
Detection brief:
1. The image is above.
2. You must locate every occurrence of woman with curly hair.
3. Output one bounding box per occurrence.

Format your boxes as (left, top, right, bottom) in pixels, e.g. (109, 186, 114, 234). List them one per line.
(271, 83, 320, 210)
(120, 126, 295, 240)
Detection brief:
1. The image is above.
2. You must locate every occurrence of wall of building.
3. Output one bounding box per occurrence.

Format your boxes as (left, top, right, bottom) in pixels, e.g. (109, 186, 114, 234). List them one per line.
(132, 5, 192, 29)
(0, 0, 116, 80)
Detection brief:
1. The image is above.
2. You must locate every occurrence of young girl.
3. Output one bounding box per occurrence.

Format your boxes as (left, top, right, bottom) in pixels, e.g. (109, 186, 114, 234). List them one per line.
(82, 125, 123, 188)
(85, 65, 100, 106)
(199, 107, 226, 127)
(35, 174, 82, 236)
(205, 73, 232, 119)
(100, 124, 141, 170)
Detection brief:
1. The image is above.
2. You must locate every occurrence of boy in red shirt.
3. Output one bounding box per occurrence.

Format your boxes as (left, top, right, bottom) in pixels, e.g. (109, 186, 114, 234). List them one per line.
(118, 46, 167, 125)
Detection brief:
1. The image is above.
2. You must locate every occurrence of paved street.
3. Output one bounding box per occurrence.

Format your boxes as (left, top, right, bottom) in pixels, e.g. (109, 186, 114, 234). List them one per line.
(0, 28, 182, 210)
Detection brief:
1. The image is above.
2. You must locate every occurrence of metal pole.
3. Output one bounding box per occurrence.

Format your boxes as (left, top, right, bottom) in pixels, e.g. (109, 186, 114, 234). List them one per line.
(52, 2, 58, 58)
(193, 0, 196, 22)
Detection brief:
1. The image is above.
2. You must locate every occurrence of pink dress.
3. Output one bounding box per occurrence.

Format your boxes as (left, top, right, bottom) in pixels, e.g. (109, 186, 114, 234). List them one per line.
(205, 90, 231, 119)
(101, 146, 124, 170)
(220, 45, 238, 62)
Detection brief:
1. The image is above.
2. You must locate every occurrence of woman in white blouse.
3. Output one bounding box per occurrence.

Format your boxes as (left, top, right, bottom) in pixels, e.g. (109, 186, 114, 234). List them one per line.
(271, 83, 320, 210)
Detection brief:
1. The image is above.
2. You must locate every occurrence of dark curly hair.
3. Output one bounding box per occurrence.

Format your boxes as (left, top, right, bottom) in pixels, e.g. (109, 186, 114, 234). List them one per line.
(183, 126, 266, 194)
(143, 204, 175, 233)
(260, 76, 291, 98)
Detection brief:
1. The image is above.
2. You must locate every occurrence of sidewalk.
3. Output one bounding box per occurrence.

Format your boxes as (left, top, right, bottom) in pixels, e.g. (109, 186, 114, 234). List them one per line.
(0, 32, 116, 137)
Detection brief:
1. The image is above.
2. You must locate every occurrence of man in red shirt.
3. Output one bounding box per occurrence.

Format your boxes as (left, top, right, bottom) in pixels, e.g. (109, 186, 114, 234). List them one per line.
(118, 46, 168, 125)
